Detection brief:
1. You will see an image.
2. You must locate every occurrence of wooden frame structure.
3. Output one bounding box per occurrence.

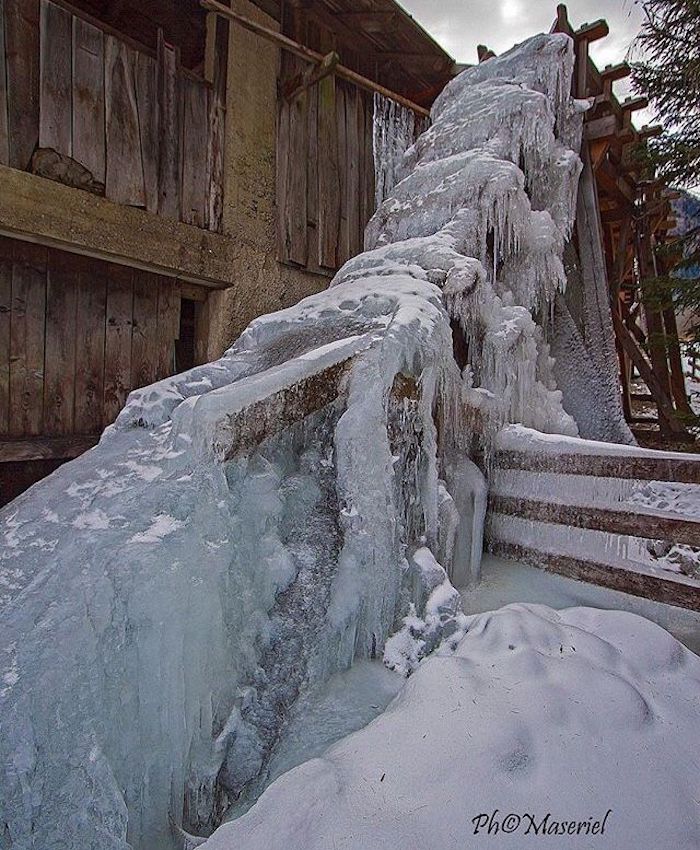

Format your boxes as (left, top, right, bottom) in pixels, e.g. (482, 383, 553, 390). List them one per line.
(549, 4, 695, 443)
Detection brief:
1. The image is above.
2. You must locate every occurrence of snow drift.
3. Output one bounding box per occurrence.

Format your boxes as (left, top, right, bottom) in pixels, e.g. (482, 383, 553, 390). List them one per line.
(0, 32, 634, 850)
(200, 604, 700, 850)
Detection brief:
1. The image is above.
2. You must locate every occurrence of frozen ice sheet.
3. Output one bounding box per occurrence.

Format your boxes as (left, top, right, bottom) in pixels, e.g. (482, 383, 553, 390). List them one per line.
(462, 554, 700, 655)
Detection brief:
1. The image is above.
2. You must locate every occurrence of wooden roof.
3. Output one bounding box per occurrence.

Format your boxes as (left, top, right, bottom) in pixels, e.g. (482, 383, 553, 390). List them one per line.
(59, 0, 206, 69)
(260, 0, 457, 108)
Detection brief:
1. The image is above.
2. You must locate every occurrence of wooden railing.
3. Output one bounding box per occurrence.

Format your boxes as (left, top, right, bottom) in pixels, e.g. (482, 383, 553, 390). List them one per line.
(0, 0, 224, 232)
(488, 431, 700, 611)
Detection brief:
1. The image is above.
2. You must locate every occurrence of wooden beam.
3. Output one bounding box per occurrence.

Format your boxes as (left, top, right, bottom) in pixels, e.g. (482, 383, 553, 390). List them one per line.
(550, 4, 571, 34)
(622, 95, 649, 113)
(584, 114, 618, 141)
(200, 0, 431, 118)
(222, 358, 352, 458)
(491, 542, 700, 612)
(596, 157, 635, 205)
(589, 138, 610, 172)
(611, 214, 633, 295)
(495, 446, 700, 483)
(575, 19, 609, 42)
(639, 124, 663, 140)
(490, 495, 700, 548)
(374, 52, 453, 72)
(600, 61, 630, 84)
(0, 165, 237, 288)
(0, 434, 99, 462)
(282, 50, 339, 102)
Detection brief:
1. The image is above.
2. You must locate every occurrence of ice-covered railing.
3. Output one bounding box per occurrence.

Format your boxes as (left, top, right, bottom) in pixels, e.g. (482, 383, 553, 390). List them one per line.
(1, 32, 601, 850)
(489, 426, 700, 610)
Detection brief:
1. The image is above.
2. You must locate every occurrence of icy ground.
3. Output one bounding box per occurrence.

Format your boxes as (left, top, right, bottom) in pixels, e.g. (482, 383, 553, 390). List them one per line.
(223, 661, 404, 822)
(201, 603, 700, 850)
(465, 555, 700, 655)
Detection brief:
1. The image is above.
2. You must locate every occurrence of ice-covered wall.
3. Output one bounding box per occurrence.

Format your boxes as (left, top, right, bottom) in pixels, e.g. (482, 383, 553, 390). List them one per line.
(1, 32, 616, 850)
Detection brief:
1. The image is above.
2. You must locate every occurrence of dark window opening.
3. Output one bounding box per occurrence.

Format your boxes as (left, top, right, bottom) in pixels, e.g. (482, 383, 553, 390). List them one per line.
(175, 298, 196, 373)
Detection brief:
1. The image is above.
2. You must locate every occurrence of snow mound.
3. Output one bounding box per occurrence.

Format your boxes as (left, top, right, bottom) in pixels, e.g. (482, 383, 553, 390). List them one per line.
(202, 604, 700, 850)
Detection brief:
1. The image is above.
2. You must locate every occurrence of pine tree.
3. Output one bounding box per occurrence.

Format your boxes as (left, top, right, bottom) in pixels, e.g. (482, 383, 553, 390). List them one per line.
(631, 0, 700, 187)
(631, 0, 700, 369)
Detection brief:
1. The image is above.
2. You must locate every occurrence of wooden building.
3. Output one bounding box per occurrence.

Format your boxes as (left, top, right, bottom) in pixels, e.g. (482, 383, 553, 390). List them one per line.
(0, 0, 456, 502)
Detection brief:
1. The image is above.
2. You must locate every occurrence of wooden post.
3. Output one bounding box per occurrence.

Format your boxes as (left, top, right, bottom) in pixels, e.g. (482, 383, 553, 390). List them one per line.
(636, 202, 680, 435)
(611, 308, 686, 436)
(662, 305, 694, 416)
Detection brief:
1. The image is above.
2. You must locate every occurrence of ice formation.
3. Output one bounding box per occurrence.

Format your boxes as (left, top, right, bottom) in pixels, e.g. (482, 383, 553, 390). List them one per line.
(200, 604, 700, 850)
(372, 93, 428, 207)
(0, 32, 637, 850)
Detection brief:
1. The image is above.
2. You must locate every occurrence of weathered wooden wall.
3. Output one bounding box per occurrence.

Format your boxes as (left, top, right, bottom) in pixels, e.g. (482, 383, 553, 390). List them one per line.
(0, 235, 193, 447)
(276, 13, 377, 274)
(0, 0, 224, 232)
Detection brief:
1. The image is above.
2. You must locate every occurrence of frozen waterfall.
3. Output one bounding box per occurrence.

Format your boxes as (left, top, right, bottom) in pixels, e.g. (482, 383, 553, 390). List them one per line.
(0, 32, 628, 850)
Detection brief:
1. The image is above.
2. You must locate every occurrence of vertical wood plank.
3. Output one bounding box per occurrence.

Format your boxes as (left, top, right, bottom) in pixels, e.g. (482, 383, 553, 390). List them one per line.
(131, 271, 159, 389)
(74, 254, 106, 434)
(136, 52, 158, 213)
(206, 12, 227, 233)
(180, 76, 208, 228)
(72, 16, 105, 182)
(103, 263, 133, 425)
(285, 69, 308, 266)
(276, 65, 291, 264)
(105, 35, 145, 207)
(345, 84, 361, 259)
(0, 0, 10, 166)
(9, 242, 46, 437)
(335, 82, 348, 267)
(44, 248, 77, 435)
(39, 0, 72, 156)
(305, 71, 320, 273)
(0, 236, 11, 434)
(317, 35, 339, 269)
(5, 0, 40, 170)
(156, 278, 180, 378)
(157, 30, 180, 219)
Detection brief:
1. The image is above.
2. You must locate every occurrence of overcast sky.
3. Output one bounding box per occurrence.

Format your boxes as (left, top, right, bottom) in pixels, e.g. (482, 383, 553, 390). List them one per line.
(401, 0, 647, 112)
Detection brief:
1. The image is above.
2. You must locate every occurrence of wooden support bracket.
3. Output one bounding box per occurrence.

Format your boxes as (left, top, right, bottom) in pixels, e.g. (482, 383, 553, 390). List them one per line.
(639, 124, 664, 140)
(601, 61, 631, 83)
(622, 95, 649, 114)
(575, 19, 609, 42)
(282, 51, 339, 102)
